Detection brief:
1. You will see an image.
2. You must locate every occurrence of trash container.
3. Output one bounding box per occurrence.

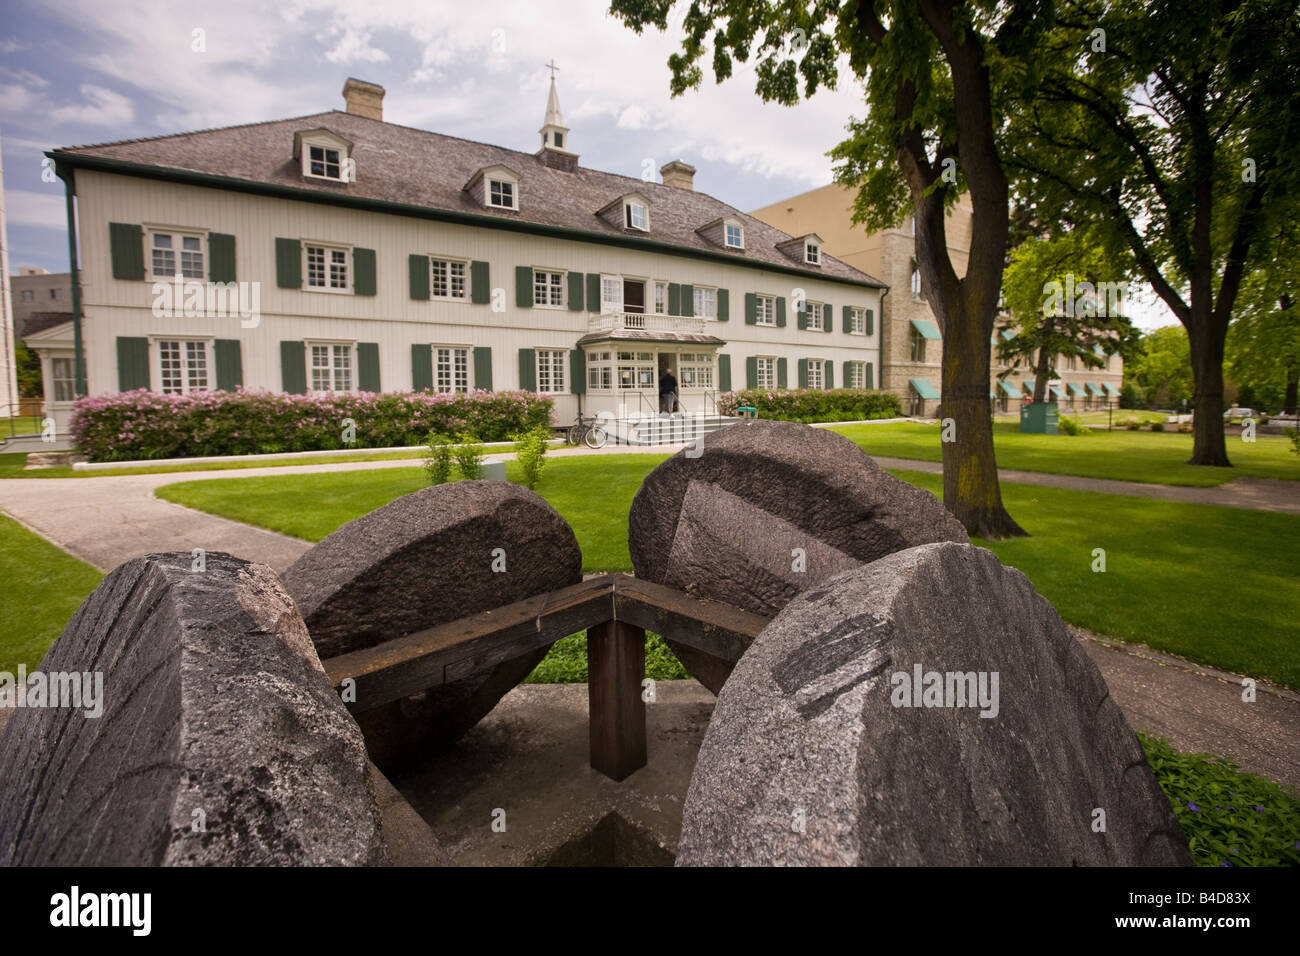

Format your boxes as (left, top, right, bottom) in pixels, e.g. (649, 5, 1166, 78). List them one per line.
(736, 405, 758, 420)
(1020, 402, 1059, 434)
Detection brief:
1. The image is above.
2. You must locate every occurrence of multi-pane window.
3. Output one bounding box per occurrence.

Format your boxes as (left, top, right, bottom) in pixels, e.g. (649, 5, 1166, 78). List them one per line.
(910, 261, 922, 297)
(910, 326, 927, 363)
(51, 288, 64, 301)
(310, 343, 353, 392)
(694, 286, 717, 320)
(806, 242, 820, 264)
(850, 307, 867, 335)
(625, 201, 648, 231)
(51, 357, 76, 402)
(804, 300, 823, 331)
(654, 281, 668, 315)
(601, 275, 622, 313)
(807, 359, 824, 389)
(846, 361, 869, 389)
(756, 295, 776, 326)
(308, 145, 342, 180)
(158, 340, 209, 394)
(756, 357, 776, 388)
(534, 270, 564, 308)
(151, 232, 204, 280)
(489, 179, 515, 208)
(20, 290, 33, 302)
(616, 351, 656, 390)
(434, 347, 469, 393)
(725, 223, 743, 248)
(431, 259, 467, 299)
(536, 349, 567, 394)
(679, 353, 714, 389)
(306, 245, 349, 290)
(586, 350, 614, 390)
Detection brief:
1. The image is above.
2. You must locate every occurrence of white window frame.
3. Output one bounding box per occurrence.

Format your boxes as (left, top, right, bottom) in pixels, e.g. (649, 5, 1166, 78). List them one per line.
(535, 348, 567, 394)
(154, 337, 213, 396)
(304, 242, 351, 294)
(615, 350, 656, 391)
(804, 299, 823, 331)
(625, 200, 649, 231)
(533, 268, 566, 309)
(678, 352, 715, 389)
(304, 143, 345, 182)
(586, 350, 614, 391)
(807, 359, 825, 390)
(600, 274, 623, 314)
(756, 356, 776, 389)
(487, 177, 518, 210)
(850, 306, 867, 335)
(429, 257, 469, 301)
(910, 261, 922, 299)
(148, 228, 206, 281)
(805, 241, 821, 265)
(725, 221, 744, 249)
(50, 355, 77, 403)
(846, 360, 867, 389)
(653, 280, 668, 315)
(756, 294, 776, 327)
(307, 340, 355, 394)
(432, 345, 471, 394)
(693, 285, 717, 321)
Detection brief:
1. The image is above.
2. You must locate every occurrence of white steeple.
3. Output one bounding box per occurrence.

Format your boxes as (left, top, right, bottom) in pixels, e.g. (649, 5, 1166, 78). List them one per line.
(539, 62, 571, 153)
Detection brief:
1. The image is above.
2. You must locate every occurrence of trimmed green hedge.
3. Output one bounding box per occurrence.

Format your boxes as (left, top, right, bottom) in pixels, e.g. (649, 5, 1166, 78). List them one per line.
(718, 388, 903, 423)
(71, 388, 554, 462)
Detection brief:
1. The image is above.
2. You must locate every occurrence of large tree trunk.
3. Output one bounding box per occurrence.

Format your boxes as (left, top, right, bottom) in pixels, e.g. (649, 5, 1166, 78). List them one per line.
(1032, 319, 1054, 403)
(1187, 317, 1231, 466)
(1285, 367, 1298, 416)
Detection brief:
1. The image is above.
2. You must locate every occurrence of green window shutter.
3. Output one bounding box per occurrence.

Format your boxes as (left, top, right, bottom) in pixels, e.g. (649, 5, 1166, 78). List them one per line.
(109, 223, 144, 280)
(570, 349, 586, 394)
(745, 356, 758, 389)
(280, 341, 306, 394)
(718, 354, 732, 391)
(798, 358, 809, 389)
(116, 337, 149, 390)
(275, 238, 301, 289)
(843, 305, 853, 334)
(823, 304, 833, 334)
(357, 343, 381, 392)
(797, 304, 808, 330)
(717, 288, 730, 321)
(515, 266, 534, 308)
(411, 344, 433, 391)
(777, 357, 788, 388)
(866, 308, 875, 336)
(208, 233, 236, 283)
(668, 283, 681, 316)
(213, 339, 243, 391)
(776, 297, 787, 327)
(471, 261, 490, 304)
(473, 347, 493, 390)
(744, 293, 757, 325)
(825, 362, 834, 389)
(518, 348, 537, 391)
(681, 284, 694, 318)
(843, 361, 853, 388)
(586, 274, 600, 312)
(409, 254, 430, 300)
(352, 248, 376, 295)
(567, 272, 585, 311)
(866, 362, 874, 389)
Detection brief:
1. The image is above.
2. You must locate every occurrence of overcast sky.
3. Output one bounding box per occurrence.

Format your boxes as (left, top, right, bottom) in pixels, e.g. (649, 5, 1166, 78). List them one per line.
(0, 0, 1173, 329)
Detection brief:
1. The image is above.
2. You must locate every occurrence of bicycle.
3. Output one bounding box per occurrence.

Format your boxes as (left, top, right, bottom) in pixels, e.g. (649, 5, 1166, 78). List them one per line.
(567, 415, 609, 449)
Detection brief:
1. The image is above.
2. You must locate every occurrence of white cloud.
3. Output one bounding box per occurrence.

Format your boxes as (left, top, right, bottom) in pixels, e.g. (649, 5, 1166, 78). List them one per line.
(4, 189, 67, 229)
(616, 105, 649, 130)
(320, 27, 390, 64)
(50, 84, 134, 127)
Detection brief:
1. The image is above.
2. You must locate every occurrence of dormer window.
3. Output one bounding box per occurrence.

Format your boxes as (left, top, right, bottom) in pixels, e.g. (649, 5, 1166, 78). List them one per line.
(805, 241, 821, 265)
(490, 179, 516, 209)
(309, 145, 342, 180)
(466, 164, 522, 211)
(295, 129, 354, 184)
(625, 200, 649, 231)
(725, 222, 744, 249)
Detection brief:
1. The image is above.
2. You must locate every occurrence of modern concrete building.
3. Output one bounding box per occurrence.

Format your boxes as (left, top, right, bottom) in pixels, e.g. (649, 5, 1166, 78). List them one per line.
(750, 184, 1124, 417)
(10, 268, 73, 339)
(36, 77, 886, 435)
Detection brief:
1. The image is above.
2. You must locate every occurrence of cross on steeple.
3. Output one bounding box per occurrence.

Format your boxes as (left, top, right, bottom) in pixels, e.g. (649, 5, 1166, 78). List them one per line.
(546, 60, 559, 79)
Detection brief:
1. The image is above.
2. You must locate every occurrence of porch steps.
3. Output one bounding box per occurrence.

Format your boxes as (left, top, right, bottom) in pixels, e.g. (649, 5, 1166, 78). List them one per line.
(600, 414, 742, 447)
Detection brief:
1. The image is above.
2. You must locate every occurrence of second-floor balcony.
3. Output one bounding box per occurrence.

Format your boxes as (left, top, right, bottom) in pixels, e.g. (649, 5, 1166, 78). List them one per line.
(587, 311, 707, 335)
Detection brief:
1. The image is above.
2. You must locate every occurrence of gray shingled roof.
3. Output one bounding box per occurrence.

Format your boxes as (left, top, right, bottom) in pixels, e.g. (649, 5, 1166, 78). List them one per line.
(53, 111, 884, 287)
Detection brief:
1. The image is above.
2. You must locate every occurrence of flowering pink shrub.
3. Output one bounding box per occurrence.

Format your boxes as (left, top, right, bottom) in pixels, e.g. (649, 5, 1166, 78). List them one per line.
(71, 388, 554, 462)
(717, 388, 902, 423)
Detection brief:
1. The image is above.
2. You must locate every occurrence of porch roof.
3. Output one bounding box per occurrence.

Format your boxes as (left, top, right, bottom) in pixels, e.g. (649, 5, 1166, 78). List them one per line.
(577, 330, 727, 348)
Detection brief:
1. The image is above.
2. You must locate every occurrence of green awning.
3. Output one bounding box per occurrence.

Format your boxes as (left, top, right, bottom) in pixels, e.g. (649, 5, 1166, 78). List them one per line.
(910, 319, 942, 340)
(1087, 382, 1106, 396)
(999, 380, 1022, 398)
(1001, 329, 1017, 340)
(1049, 385, 1065, 398)
(910, 378, 941, 400)
(1068, 383, 1087, 397)
(990, 390, 997, 399)
(1103, 382, 1121, 397)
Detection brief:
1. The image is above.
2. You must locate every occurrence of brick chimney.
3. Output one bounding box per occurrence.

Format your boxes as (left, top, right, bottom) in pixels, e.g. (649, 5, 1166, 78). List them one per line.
(342, 78, 385, 121)
(660, 160, 696, 190)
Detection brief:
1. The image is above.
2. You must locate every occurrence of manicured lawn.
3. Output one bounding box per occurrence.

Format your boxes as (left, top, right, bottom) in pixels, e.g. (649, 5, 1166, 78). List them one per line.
(831, 421, 1299, 486)
(157, 455, 1300, 690)
(0, 514, 103, 672)
(0, 416, 42, 436)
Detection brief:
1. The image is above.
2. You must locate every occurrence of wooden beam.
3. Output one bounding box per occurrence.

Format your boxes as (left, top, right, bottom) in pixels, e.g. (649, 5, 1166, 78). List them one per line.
(612, 576, 769, 666)
(587, 620, 647, 781)
(323, 576, 616, 712)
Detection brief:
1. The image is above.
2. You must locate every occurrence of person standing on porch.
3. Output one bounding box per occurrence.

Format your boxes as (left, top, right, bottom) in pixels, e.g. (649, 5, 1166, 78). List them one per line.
(659, 369, 678, 414)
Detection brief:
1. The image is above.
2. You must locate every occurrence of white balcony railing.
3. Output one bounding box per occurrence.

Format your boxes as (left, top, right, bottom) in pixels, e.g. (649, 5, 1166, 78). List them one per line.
(587, 311, 708, 335)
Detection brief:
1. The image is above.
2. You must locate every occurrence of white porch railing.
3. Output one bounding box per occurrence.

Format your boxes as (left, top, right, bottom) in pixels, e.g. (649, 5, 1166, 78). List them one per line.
(586, 311, 707, 334)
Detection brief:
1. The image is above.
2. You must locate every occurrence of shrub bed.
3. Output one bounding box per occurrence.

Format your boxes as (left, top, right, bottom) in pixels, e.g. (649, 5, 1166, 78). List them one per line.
(71, 388, 554, 462)
(718, 388, 903, 423)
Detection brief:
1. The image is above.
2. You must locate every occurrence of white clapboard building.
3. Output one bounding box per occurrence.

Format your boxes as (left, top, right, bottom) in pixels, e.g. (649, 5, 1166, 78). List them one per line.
(34, 77, 885, 435)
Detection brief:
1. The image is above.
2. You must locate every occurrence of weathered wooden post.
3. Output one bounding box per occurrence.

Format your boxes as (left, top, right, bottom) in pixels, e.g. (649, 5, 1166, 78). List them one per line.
(587, 620, 647, 781)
